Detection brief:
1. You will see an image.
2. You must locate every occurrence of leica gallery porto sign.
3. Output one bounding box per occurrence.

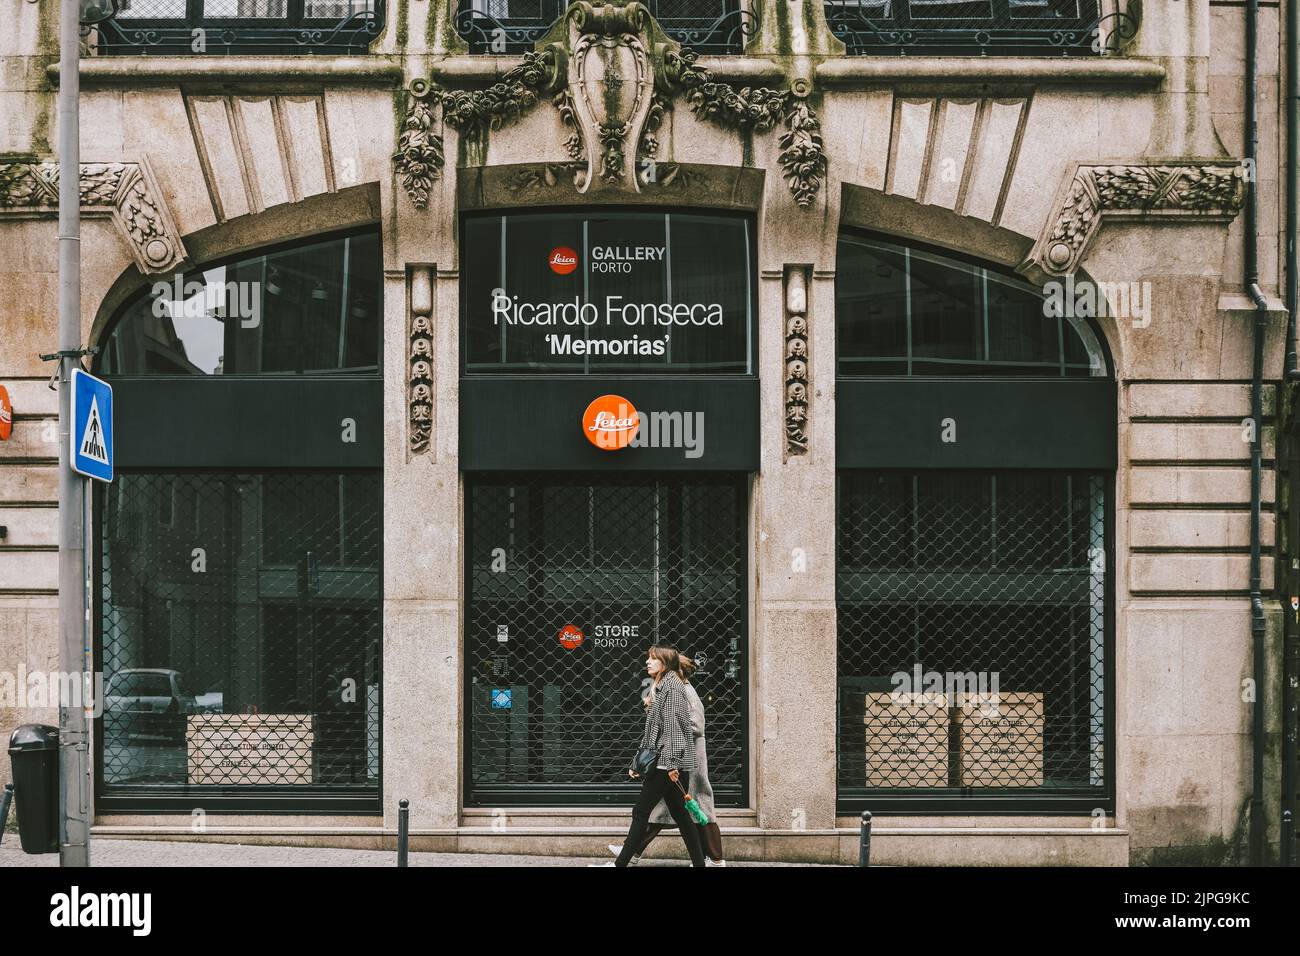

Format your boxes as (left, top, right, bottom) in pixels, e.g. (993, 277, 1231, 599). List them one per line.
(463, 211, 754, 374)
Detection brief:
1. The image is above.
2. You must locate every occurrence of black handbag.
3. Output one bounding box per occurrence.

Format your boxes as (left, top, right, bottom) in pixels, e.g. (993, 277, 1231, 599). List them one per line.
(632, 747, 659, 776)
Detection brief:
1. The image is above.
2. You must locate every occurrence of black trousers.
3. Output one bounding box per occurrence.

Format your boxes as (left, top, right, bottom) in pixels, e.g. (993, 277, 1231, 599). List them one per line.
(616, 768, 706, 867)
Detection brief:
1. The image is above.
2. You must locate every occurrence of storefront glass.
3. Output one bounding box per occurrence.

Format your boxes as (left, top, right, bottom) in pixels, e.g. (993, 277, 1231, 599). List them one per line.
(99, 232, 380, 376)
(836, 471, 1107, 796)
(835, 234, 1113, 811)
(836, 236, 1106, 377)
(99, 473, 381, 796)
(462, 210, 754, 374)
(95, 230, 383, 812)
(464, 473, 747, 805)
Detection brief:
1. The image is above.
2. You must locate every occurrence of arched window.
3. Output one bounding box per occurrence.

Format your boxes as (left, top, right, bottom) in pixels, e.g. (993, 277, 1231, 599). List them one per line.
(836, 235, 1107, 378)
(834, 232, 1115, 815)
(100, 231, 380, 376)
(94, 229, 383, 815)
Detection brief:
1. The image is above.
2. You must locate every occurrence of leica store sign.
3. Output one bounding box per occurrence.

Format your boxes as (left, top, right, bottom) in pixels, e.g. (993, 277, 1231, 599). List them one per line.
(583, 394, 704, 459)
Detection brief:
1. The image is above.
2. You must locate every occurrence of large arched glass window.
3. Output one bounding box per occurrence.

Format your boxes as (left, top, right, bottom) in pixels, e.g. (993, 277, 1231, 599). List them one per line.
(834, 232, 1115, 815)
(94, 229, 383, 815)
(836, 236, 1107, 377)
(101, 231, 380, 376)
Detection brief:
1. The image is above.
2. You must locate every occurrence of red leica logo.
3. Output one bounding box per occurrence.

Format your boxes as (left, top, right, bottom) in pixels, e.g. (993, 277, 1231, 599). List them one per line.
(549, 246, 579, 275)
(558, 624, 584, 650)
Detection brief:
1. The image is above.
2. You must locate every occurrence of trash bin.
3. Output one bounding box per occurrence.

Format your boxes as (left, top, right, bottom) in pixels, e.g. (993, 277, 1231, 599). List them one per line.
(7, 724, 59, 854)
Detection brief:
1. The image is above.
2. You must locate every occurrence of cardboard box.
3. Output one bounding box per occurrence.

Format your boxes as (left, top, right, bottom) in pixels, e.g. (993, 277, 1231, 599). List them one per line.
(187, 713, 315, 785)
(864, 692, 950, 788)
(958, 692, 1044, 787)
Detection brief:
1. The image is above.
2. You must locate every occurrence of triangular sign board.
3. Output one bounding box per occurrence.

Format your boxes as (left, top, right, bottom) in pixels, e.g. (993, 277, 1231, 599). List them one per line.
(70, 368, 113, 482)
(79, 395, 109, 465)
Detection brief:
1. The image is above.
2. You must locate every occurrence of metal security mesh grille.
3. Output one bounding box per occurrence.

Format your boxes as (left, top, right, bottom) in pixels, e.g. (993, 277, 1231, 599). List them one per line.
(466, 473, 747, 805)
(98, 472, 381, 800)
(98, 1, 381, 55)
(836, 471, 1108, 803)
(455, 1, 753, 55)
(823, 0, 1126, 56)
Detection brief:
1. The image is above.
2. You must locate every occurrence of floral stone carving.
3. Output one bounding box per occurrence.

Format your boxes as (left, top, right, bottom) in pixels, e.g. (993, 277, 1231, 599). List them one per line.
(0, 158, 186, 275)
(1028, 162, 1246, 277)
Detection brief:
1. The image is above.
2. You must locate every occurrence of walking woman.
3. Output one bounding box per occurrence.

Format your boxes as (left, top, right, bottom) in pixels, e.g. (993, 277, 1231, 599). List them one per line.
(614, 644, 707, 867)
(610, 655, 725, 865)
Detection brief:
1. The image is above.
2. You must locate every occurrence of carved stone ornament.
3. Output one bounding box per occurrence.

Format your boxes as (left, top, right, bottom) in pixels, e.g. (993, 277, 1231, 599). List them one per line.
(395, 1, 827, 207)
(0, 158, 187, 275)
(409, 266, 435, 456)
(393, 81, 446, 210)
(1026, 162, 1246, 277)
(784, 267, 810, 456)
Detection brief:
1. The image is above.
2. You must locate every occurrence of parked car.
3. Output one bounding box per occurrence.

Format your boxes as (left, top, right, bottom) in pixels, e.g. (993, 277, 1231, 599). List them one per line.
(193, 690, 224, 714)
(103, 669, 196, 746)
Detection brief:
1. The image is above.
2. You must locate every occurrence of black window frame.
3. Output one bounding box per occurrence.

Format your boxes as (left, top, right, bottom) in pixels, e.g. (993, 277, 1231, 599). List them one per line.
(824, 0, 1116, 57)
(92, 227, 384, 816)
(94, 0, 384, 56)
(454, 0, 755, 55)
(834, 229, 1116, 817)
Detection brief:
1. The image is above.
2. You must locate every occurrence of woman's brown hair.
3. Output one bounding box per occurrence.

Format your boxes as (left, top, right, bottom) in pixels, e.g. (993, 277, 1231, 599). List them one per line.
(648, 644, 680, 681)
(678, 655, 696, 683)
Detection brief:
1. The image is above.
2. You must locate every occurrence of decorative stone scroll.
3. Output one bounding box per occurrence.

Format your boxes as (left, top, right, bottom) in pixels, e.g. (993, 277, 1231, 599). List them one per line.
(1026, 162, 1246, 277)
(0, 158, 187, 275)
(394, 1, 827, 208)
(409, 266, 435, 456)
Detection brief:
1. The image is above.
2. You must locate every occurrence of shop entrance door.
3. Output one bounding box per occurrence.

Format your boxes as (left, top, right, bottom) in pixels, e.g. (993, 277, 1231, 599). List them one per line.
(465, 473, 748, 806)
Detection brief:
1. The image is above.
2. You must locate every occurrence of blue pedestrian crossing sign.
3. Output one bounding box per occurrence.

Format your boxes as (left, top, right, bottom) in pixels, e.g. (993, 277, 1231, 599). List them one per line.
(70, 368, 113, 482)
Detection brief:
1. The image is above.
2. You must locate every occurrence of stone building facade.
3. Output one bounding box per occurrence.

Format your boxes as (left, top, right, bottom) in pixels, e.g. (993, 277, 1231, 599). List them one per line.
(0, 0, 1289, 864)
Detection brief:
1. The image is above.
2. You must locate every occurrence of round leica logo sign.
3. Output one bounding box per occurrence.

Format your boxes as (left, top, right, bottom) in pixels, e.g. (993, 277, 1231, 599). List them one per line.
(548, 246, 579, 275)
(583, 394, 639, 451)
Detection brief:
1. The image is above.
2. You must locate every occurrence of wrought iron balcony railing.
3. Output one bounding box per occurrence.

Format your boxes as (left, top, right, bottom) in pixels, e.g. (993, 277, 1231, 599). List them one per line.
(455, 0, 759, 55)
(91, 0, 383, 55)
(825, 0, 1137, 56)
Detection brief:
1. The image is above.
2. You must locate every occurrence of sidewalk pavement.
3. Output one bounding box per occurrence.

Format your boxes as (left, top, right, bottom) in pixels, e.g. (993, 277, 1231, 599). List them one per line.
(0, 838, 829, 867)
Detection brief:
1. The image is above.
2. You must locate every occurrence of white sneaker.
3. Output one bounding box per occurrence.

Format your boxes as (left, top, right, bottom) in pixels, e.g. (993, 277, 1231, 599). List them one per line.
(588, 861, 615, 867)
(705, 858, 727, 867)
(607, 843, 641, 865)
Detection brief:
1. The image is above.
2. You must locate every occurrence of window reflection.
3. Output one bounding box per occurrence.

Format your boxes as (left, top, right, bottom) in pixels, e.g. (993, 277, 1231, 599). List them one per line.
(101, 232, 380, 376)
(836, 236, 1107, 377)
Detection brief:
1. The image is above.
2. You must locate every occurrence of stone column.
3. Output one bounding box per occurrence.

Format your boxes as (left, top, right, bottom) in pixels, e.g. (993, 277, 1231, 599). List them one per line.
(381, 118, 462, 830)
(752, 202, 840, 837)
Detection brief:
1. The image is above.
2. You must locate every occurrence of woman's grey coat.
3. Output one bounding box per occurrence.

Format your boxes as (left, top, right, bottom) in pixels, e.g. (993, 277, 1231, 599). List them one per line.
(649, 681, 716, 825)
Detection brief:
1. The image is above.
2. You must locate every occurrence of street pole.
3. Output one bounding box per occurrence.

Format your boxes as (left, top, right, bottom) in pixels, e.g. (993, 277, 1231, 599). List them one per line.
(57, 0, 90, 868)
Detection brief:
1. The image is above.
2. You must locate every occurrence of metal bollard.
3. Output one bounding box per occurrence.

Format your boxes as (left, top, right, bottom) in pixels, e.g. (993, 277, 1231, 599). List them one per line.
(0, 783, 12, 846)
(397, 799, 409, 868)
(858, 810, 872, 867)
(1283, 810, 1294, 867)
